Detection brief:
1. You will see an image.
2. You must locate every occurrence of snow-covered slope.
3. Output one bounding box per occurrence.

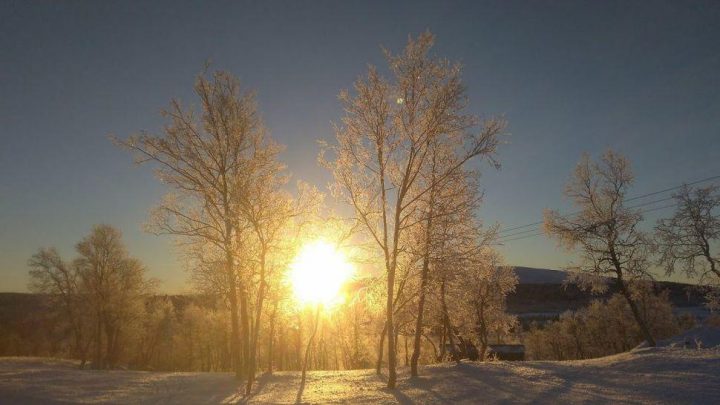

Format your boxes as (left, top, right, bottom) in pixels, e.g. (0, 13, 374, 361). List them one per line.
(513, 266, 569, 284)
(656, 325, 720, 349)
(2, 347, 719, 404)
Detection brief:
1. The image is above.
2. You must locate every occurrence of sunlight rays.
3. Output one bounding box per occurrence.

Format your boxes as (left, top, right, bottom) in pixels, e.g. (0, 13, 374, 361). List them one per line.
(289, 240, 354, 307)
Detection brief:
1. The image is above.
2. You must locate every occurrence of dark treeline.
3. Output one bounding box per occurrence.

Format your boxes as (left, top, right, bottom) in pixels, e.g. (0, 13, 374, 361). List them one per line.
(12, 224, 520, 375)
(0, 290, 371, 373)
(0, 285, 706, 368)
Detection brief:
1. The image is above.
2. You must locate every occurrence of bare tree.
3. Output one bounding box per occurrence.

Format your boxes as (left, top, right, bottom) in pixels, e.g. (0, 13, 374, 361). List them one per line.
(242, 182, 321, 392)
(322, 32, 503, 388)
(453, 252, 517, 360)
(527, 289, 679, 361)
(409, 138, 497, 375)
(113, 70, 273, 380)
(420, 193, 499, 364)
(75, 224, 152, 368)
(656, 185, 719, 280)
(28, 248, 91, 367)
(296, 305, 321, 403)
(543, 150, 656, 346)
(656, 185, 719, 309)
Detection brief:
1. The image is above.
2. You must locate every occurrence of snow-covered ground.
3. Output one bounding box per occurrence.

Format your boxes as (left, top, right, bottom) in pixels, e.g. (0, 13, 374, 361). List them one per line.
(1, 347, 719, 404)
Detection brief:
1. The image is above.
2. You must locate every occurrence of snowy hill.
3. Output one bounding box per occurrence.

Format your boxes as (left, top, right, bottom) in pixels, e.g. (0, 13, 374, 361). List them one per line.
(2, 346, 719, 404)
(506, 267, 705, 317)
(513, 266, 569, 284)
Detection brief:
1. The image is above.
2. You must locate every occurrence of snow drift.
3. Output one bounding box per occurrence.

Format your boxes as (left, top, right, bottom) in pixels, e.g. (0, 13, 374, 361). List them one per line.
(2, 346, 719, 404)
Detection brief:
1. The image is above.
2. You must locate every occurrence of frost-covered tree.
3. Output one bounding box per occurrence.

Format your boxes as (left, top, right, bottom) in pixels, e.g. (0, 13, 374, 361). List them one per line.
(114, 70, 281, 385)
(656, 185, 719, 308)
(29, 225, 153, 369)
(322, 31, 504, 388)
(406, 150, 503, 371)
(408, 127, 499, 374)
(75, 224, 153, 369)
(526, 288, 679, 360)
(421, 207, 511, 364)
(28, 248, 92, 366)
(454, 254, 517, 360)
(240, 177, 319, 391)
(543, 150, 657, 346)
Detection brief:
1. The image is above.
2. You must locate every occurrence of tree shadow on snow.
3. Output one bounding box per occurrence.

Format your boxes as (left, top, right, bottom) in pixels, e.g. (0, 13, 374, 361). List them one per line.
(392, 362, 579, 404)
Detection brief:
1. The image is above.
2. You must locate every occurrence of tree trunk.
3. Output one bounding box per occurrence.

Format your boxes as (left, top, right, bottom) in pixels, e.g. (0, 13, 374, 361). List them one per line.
(394, 327, 400, 360)
(475, 303, 488, 361)
(411, 214, 432, 376)
(438, 324, 447, 361)
(94, 314, 103, 369)
(246, 247, 268, 394)
(617, 277, 656, 346)
(609, 245, 656, 347)
(411, 150, 436, 376)
(227, 269, 243, 379)
(609, 244, 655, 347)
(267, 299, 278, 374)
(376, 323, 387, 375)
(352, 303, 360, 369)
(423, 334, 438, 360)
(299, 306, 321, 396)
(238, 286, 251, 379)
(404, 335, 409, 366)
(386, 258, 398, 388)
(440, 278, 459, 363)
(296, 314, 303, 370)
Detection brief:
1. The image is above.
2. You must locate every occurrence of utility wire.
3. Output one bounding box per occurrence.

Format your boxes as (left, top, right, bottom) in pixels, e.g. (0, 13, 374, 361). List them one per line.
(496, 203, 679, 244)
(496, 174, 719, 236)
(625, 174, 720, 202)
(496, 196, 678, 242)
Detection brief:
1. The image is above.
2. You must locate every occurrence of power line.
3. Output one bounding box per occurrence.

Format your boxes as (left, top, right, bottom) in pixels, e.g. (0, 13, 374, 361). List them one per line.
(496, 203, 679, 244)
(496, 196, 678, 242)
(496, 174, 719, 236)
(627, 195, 674, 209)
(496, 231, 544, 243)
(496, 220, 543, 236)
(497, 227, 545, 239)
(625, 174, 720, 202)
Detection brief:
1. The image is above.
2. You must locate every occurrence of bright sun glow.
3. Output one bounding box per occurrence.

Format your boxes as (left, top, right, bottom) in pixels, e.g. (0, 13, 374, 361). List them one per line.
(289, 240, 354, 306)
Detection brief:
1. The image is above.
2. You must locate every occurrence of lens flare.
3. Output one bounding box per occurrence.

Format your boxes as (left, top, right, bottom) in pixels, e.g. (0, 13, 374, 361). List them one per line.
(289, 240, 354, 306)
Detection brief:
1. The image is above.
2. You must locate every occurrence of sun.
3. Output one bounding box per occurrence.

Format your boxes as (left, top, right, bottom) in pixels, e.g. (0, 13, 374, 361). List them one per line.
(289, 240, 354, 306)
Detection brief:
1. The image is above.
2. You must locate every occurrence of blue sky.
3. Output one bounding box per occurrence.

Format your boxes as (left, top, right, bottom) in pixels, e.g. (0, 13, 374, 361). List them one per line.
(1, 0, 719, 292)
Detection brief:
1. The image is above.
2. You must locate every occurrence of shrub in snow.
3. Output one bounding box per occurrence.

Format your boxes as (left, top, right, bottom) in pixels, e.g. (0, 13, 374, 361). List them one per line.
(526, 289, 680, 360)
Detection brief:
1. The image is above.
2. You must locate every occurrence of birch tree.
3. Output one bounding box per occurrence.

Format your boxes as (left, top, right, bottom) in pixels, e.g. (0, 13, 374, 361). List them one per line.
(113, 70, 275, 380)
(242, 182, 321, 392)
(322, 32, 504, 387)
(28, 248, 91, 367)
(543, 150, 657, 346)
(409, 140, 496, 374)
(424, 193, 500, 363)
(75, 224, 152, 369)
(29, 225, 152, 369)
(454, 253, 517, 360)
(656, 185, 719, 308)
(656, 186, 719, 278)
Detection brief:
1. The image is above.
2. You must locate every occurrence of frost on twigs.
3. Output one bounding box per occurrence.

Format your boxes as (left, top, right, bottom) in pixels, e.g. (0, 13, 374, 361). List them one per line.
(564, 269, 608, 295)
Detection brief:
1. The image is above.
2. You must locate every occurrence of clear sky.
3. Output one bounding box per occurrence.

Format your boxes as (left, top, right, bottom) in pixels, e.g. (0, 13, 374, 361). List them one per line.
(1, 0, 719, 292)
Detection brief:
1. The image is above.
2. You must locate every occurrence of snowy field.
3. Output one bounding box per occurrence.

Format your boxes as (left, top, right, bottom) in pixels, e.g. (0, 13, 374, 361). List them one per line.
(1, 347, 719, 404)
